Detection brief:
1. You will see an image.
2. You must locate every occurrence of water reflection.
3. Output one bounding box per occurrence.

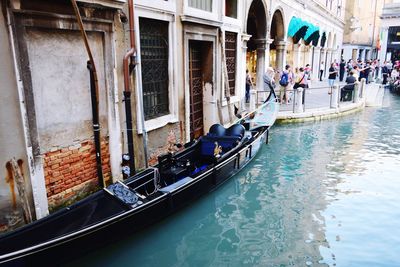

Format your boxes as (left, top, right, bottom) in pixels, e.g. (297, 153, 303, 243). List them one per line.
(67, 93, 400, 267)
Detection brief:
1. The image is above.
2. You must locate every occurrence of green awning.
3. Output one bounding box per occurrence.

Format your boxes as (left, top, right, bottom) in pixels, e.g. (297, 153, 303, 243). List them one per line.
(307, 31, 321, 46)
(304, 23, 319, 41)
(288, 17, 304, 37)
(288, 17, 320, 46)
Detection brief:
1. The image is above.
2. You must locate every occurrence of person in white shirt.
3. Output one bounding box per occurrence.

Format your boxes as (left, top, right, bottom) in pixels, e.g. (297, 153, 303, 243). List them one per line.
(319, 61, 325, 81)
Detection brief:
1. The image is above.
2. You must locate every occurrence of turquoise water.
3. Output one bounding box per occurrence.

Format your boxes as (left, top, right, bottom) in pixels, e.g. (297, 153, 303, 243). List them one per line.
(68, 93, 400, 267)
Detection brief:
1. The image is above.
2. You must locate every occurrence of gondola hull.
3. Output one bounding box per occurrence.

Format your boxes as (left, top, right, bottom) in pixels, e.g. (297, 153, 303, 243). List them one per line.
(0, 94, 278, 267)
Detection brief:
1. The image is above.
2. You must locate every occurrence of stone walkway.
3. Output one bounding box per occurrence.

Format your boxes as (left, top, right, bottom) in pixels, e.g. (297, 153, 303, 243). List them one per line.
(246, 79, 384, 123)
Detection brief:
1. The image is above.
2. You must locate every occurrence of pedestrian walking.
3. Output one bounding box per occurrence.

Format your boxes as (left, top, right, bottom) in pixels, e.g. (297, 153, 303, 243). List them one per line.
(352, 65, 360, 81)
(279, 65, 291, 104)
(387, 61, 393, 77)
(319, 61, 325, 81)
(305, 64, 312, 78)
(339, 59, 346, 82)
(245, 69, 253, 103)
(375, 59, 380, 79)
(294, 67, 307, 105)
(263, 67, 276, 91)
(328, 63, 338, 88)
(346, 59, 353, 77)
(382, 62, 389, 85)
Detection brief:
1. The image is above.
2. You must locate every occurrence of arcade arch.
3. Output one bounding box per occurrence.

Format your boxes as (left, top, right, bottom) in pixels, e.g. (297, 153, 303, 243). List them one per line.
(269, 9, 285, 70)
(246, 0, 267, 90)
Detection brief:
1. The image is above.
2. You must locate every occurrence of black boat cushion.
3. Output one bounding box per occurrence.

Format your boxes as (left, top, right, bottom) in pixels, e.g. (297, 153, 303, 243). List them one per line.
(200, 136, 240, 156)
(226, 124, 246, 138)
(107, 183, 139, 206)
(208, 124, 226, 137)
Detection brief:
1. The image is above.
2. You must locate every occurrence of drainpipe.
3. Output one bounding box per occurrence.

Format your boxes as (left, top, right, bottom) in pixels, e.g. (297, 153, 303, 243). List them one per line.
(124, 0, 149, 169)
(123, 0, 137, 175)
(71, 0, 105, 188)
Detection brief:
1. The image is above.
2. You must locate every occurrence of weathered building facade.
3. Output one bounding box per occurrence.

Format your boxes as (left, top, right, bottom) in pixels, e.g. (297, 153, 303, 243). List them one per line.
(0, 0, 127, 232)
(342, 0, 384, 61)
(0, 0, 345, 234)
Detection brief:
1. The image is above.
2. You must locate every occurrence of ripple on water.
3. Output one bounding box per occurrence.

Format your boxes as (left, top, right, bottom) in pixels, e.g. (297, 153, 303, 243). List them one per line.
(65, 94, 400, 267)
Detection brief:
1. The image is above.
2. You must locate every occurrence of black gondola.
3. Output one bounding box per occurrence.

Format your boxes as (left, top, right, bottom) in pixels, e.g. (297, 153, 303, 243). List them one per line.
(0, 91, 279, 267)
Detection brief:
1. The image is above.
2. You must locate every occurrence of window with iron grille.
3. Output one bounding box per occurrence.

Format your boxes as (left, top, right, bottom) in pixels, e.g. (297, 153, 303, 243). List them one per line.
(188, 0, 212, 12)
(225, 31, 237, 96)
(139, 18, 169, 120)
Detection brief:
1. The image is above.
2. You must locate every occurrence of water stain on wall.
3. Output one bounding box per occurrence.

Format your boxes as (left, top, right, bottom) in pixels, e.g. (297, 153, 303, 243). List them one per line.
(2, 158, 32, 234)
(5, 161, 17, 210)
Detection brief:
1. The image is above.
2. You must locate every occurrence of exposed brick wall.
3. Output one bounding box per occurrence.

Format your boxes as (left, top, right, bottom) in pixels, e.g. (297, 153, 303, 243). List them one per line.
(147, 124, 182, 166)
(43, 139, 111, 211)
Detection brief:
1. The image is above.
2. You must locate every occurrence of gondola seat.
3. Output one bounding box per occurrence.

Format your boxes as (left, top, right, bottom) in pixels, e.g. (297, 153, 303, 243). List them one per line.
(200, 124, 246, 157)
(200, 136, 241, 157)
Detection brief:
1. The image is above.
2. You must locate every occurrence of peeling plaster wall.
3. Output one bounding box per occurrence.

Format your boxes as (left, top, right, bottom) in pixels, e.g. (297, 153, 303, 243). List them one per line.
(25, 29, 109, 151)
(0, 11, 34, 233)
(7, 1, 124, 214)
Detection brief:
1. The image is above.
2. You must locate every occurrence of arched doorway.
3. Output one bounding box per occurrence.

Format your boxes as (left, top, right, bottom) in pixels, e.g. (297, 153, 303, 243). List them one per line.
(246, 0, 267, 90)
(270, 10, 285, 70)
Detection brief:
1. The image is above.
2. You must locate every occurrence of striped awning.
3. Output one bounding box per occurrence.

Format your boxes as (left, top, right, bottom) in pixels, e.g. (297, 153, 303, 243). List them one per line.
(288, 17, 320, 46)
(288, 17, 304, 37)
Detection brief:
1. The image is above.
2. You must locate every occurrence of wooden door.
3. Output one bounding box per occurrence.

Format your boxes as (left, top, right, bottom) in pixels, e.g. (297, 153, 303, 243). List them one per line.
(189, 41, 204, 140)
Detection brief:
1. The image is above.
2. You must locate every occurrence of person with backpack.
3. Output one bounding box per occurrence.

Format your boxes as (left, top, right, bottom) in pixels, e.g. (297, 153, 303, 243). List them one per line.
(279, 65, 291, 104)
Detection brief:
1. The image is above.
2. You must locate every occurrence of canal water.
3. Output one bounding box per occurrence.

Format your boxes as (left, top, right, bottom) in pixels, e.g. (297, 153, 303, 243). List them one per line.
(67, 92, 400, 267)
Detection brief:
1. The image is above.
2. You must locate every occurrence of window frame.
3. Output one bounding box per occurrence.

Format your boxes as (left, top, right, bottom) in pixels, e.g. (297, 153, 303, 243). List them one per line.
(224, 31, 238, 96)
(221, 27, 240, 105)
(224, 0, 238, 19)
(139, 17, 170, 121)
(134, 9, 178, 133)
(183, 0, 219, 22)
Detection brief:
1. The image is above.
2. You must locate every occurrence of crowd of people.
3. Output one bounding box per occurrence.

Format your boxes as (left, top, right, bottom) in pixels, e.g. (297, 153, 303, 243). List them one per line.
(245, 58, 400, 105)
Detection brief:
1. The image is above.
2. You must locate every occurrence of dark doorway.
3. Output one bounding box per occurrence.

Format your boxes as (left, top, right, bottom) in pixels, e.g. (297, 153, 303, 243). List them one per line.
(188, 40, 213, 141)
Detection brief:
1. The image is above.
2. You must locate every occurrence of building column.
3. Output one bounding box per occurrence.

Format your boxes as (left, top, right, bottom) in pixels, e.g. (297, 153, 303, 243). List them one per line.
(312, 47, 321, 80)
(293, 43, 303, 69)
(305, 46, 313, 67)
(327, 49, 333, 65)
(360, 49, 366, 61)
(241, 33, 251, 108)
(332, 49, 339, 64)
(342, 46, 352, 61)
(379, 27, 389, 62)
(365, 49, 371, 60)
(255, 38, 267, 91)
(275, 40, 287, 71)
(265, 38, 273, 68)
